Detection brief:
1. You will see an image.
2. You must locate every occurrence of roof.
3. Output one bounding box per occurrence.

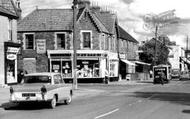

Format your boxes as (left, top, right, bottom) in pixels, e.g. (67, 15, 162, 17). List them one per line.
(0, 0, 18, 18)
(77, 7, 108, 33)
(94, 11, 116, 34)
(18, 6, 117, 34)
(118, 26, 138, 43)
(18, 9, 73, 32)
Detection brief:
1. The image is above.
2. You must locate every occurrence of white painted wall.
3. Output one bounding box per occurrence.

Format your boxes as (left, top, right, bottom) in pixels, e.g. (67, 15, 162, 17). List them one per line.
(0, 15, 18, 85)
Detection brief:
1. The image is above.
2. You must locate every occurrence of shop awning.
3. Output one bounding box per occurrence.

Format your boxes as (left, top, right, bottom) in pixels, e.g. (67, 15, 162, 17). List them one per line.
(181, 57, 190, 64)
(121, 59, 136, 66)
(135, 61, 151, 66)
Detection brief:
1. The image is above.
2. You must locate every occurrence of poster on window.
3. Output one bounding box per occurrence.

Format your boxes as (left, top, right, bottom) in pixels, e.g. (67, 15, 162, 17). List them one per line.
(36, 39, 46, 54)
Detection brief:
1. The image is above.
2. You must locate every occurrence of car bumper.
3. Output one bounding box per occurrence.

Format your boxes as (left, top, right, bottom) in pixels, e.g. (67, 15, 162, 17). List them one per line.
(10, 92, 50, 102)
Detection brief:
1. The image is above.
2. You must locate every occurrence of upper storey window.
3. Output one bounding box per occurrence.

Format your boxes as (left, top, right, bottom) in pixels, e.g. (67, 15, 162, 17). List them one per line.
(81, 30, 92, 49)
(24, 33, 35, 50)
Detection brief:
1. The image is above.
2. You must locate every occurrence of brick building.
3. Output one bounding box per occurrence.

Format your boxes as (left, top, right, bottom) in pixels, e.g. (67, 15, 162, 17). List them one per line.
(0, 0, 21, 85)
(17, 0, 139, 82)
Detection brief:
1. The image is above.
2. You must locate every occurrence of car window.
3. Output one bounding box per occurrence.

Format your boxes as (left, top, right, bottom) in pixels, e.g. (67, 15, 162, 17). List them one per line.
(23, 76, 51, 83)
(54, 75, 60, 84)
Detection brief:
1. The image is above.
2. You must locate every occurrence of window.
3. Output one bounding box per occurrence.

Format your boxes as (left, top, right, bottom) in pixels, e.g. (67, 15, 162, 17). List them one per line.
(56, 33, 66, 49)
(81, 31, 92, 49)
(54, 74, 63, 84)
(24, 34, 34, 50)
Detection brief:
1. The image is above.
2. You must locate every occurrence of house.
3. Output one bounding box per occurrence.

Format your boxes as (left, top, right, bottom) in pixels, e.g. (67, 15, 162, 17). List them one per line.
(118, 26, 139, 79)
(168, 45, 187, 72)
(18, 0, 120, 83)
(17, 0, 141, 83)
(0, 0, 21, 85)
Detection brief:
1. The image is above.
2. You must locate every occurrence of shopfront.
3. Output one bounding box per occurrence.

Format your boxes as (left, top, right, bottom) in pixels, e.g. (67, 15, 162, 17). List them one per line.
(4, 42, 20, 84)
(48, 50, 107, 80)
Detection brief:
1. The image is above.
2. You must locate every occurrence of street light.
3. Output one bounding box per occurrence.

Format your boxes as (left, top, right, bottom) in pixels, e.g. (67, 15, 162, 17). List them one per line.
(72, 0, 78, 89)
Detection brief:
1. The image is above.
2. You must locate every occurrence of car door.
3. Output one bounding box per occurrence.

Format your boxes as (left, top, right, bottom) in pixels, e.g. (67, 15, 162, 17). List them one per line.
(54, 74, 69, 100)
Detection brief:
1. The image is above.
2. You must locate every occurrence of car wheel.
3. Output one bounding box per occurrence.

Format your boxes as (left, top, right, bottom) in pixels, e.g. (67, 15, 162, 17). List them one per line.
(50, 96, 57, 109)
(64, 94, 72, 105)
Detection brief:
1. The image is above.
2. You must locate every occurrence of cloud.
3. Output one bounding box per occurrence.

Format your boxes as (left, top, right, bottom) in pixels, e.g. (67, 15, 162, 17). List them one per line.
(19, 0, 190, 47)
(119, 0, 134, 4)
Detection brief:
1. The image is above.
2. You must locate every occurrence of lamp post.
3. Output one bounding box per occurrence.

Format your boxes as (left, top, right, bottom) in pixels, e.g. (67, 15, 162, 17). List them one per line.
(72, 0, 78, 89)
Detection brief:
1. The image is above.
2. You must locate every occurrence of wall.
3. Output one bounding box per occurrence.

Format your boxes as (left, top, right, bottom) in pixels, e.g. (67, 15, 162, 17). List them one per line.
(0, 16, 7, 85)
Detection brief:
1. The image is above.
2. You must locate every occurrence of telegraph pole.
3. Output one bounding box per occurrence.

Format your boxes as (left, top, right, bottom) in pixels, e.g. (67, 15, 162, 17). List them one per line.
(72, 0, 78, 89)
(143, 9, 179, 66)
(154, 25, 158, 65)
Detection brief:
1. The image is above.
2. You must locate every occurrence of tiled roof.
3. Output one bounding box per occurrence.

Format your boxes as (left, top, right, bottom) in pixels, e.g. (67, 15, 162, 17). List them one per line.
(18, 9, 73, 32)
(0, 0, 18, 18)
(118, 26, 138, 43)
(94, 11, 116, 34)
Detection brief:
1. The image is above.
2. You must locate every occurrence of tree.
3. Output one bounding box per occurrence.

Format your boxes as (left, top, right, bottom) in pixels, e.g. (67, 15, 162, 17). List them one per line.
(139, 35, 171, 66)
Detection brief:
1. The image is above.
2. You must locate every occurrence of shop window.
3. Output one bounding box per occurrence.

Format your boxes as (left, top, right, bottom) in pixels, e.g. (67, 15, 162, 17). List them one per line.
(110, 63, 115, 76)
(77, 60, 99, 78)
(55, 33, 66, 49)
(62, 61, 72, 77)
(24, 34, 34, 50)
(52, 61, 61, 73)
(81, 31, 92, 49)
(54, 74, 63, 84)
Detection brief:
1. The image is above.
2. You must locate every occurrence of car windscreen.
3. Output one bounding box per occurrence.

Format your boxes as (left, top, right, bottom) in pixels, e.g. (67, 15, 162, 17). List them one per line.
(23, 76, 51, 83)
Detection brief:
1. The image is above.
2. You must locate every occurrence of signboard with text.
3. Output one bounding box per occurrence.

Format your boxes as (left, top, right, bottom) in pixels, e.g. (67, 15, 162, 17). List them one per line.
(36, 39, 46, 54)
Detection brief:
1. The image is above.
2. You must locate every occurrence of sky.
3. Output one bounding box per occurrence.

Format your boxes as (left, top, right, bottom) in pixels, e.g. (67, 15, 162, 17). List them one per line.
(19, 0, 190, 48)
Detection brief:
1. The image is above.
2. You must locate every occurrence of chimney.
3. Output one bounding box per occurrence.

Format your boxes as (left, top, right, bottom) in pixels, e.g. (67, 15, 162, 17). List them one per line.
(90, 6, 101, 13)
(15, 0, 22, 20)
(77, 0, 91, 9)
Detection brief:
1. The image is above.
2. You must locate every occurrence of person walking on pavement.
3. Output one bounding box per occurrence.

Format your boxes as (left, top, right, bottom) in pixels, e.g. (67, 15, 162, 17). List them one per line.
(160, 71, 165, 85)
(104, 69, 109, 84)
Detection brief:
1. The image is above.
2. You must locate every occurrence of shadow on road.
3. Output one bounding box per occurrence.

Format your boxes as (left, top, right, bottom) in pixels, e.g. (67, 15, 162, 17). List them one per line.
(0, 102, 66, 110)
(182, 110, 190, 114)
(131, 91, 190, 106)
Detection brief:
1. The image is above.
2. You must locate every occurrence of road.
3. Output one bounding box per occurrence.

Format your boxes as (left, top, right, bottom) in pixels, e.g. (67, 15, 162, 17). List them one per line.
(1, 79, 190, 119)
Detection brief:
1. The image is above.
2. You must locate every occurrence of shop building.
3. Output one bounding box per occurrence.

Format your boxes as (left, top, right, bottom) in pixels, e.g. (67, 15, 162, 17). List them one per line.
(18, 1, 120, 82)
(0, 0, 21, 85)
(118, 26, 139, 80)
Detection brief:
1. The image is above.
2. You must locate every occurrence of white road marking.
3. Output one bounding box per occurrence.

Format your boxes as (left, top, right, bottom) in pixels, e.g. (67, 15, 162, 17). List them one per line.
(95, 108, 119, 119)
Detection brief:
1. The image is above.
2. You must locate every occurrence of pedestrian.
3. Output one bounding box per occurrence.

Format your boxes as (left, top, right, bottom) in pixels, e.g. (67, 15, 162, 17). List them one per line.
(149, 70, 153, 78)
(104, 69, 109, 84)
(160, 71, 165, 85)
(17, 70, 24, 83)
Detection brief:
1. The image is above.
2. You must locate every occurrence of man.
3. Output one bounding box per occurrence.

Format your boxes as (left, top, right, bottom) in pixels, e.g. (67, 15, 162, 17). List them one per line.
(160, 71, 165, 85)
(104, 69, 109, 84)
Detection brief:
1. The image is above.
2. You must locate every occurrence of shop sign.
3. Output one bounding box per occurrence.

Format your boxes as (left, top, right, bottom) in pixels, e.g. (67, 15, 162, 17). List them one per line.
(7, 54, 17, 60)
(36, 39, 46, 54)
(7, 47, 20, 53)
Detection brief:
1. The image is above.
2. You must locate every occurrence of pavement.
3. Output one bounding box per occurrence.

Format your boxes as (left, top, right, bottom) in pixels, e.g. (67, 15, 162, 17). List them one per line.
(0, 79, 153, 108)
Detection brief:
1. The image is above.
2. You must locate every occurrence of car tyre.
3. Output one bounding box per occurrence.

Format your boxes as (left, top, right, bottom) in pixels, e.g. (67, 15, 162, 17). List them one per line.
(50, 95, 57, 109)
(64, 94, 72, 105)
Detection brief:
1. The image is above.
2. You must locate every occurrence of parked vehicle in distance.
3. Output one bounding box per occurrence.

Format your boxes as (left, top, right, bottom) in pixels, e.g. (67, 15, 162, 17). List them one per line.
(9, 72, 73, 109)
(171, 69, 181, 79)
(153, 65, 171, 84)
(179, 71, 190, 80)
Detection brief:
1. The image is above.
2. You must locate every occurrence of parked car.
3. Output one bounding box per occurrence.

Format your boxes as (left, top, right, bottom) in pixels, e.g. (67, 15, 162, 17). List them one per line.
(9, 72, 73, 109)
(171, 69, 181, 79)
(179, 71, 190, 80)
